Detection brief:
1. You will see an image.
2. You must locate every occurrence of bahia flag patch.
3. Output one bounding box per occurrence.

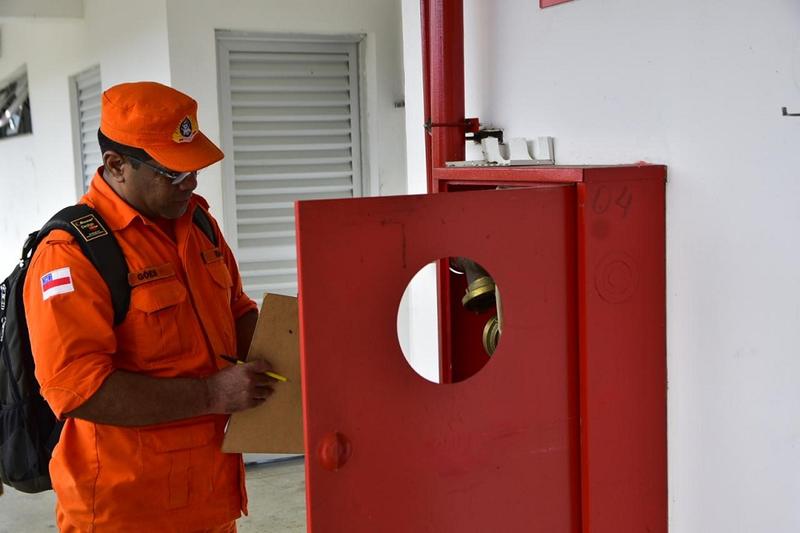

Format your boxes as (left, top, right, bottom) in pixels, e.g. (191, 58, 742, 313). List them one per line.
(41, 267, 75, 301)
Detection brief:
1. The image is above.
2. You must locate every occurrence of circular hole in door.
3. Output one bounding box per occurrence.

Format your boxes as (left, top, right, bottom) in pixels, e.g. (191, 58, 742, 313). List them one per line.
(396, 257, 502, 384)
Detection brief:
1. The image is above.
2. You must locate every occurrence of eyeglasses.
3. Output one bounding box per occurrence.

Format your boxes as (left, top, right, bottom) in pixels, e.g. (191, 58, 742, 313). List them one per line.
(125, 156, 198, 185)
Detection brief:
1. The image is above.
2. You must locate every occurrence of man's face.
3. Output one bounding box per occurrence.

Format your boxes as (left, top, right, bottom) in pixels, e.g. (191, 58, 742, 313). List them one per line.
(119, 157, 199, 220)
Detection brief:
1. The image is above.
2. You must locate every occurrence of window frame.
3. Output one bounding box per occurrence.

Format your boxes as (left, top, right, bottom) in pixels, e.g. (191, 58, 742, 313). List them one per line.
(68, 64, 102, 197)
(215, 30, 369, 300)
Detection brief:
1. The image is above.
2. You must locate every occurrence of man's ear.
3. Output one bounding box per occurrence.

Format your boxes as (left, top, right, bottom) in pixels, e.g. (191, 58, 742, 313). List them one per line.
(102, 151, 126, 182)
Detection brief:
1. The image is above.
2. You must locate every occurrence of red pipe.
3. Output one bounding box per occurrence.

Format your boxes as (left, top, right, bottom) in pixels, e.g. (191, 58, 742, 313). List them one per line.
(421, 0, 466, 383)
(422, 0, 465, 192)
(420, 0, 433, 191)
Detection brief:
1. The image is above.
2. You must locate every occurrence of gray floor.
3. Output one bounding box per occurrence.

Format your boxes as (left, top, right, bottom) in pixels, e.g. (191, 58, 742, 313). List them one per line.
(0, 457, 306, 532)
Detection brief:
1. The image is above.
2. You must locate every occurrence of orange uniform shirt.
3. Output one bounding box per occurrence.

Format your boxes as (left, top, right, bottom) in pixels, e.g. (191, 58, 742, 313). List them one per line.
(23, 172, 257, 532)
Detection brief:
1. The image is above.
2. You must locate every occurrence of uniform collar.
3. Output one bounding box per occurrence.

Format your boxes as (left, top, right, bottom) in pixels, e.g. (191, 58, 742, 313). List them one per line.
(83, 168, 201, 231)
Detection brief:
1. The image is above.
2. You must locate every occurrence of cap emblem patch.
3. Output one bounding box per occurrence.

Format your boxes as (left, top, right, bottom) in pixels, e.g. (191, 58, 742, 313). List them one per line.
(172, 116, 198, 143)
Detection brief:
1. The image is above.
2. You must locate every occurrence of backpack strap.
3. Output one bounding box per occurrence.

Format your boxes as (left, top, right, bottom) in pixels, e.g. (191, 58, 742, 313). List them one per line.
(37, 205, 130, 326)
(32, 205, 217, 326)
(192, 206, 218, 247)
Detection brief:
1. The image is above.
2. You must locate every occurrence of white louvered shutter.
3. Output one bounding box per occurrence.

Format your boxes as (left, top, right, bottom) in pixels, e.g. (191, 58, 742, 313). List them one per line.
(217, 35, 364, 302)
(71, 65, 102, 193)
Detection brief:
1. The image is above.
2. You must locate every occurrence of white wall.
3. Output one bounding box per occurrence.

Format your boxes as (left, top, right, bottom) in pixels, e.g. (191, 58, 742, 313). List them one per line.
(0, 17, 93, 272)
(0, 0, 172, 273)
(164, 0, 408, 227)
(0, 0, 83, 18)
(402, 0, 800, 530)
(0, 0, 407, 269)
(83, 0, 171, 88)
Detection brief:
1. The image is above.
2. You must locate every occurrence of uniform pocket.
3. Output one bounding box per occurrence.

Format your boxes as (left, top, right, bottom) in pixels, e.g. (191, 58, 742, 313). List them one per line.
(139, 422, 217, 510)
(204, 260, 233, 319)
(199, 257, 237, 355)
(131, 278, 186, 313)
(117, 279, 188, 369)
(205, 260, 233, 290)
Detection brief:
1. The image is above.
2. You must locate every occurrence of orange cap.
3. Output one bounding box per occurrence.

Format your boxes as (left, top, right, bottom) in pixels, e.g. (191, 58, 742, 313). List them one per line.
(100, 81, 223, 172)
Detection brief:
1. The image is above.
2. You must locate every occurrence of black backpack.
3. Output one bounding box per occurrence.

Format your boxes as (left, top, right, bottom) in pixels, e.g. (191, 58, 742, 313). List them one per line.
(0, 203, 217, 493)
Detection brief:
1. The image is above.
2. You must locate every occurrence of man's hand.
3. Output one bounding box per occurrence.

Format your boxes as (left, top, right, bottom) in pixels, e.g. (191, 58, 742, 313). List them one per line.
(65, 359, 278, 426)
(206, 359, 276, 414)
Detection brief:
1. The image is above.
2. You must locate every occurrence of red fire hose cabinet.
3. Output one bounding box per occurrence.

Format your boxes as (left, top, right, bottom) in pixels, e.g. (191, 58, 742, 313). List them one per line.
(296, 164, 666, 532)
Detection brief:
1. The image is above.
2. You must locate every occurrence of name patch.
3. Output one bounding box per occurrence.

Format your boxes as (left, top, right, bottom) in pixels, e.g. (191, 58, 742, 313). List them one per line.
(128, 263, 176, 287)
(201, 248, 224, 264)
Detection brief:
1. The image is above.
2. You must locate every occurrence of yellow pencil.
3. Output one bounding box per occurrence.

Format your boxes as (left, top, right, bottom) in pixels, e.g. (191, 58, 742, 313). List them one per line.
(218, 354, 288, 382)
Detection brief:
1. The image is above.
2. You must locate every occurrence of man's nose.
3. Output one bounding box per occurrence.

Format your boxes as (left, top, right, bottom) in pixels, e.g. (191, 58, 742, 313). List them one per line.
(178, 172, 198, 192)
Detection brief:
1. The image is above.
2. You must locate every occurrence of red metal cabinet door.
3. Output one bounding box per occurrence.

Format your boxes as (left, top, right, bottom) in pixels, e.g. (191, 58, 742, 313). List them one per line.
(296, 186, 580, 532)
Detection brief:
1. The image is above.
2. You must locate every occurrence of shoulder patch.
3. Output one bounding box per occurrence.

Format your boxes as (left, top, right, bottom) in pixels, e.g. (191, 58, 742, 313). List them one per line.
(70, 214, 109, 242)
(41, 267, 75, 301)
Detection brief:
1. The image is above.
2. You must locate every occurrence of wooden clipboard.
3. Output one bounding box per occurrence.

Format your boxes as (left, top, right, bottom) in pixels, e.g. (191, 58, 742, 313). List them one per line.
(222, 293, 304, 453)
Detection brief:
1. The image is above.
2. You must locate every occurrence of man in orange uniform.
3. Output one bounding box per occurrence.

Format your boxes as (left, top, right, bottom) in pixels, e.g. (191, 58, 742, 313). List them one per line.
(23, 82, 274, 532)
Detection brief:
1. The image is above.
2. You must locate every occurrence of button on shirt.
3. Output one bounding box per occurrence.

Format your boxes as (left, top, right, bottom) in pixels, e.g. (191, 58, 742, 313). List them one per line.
(23, 171, 257, 532)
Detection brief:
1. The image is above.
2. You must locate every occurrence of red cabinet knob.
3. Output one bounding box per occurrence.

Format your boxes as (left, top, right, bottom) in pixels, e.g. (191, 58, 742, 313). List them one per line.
(317, 432, 352, 471)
